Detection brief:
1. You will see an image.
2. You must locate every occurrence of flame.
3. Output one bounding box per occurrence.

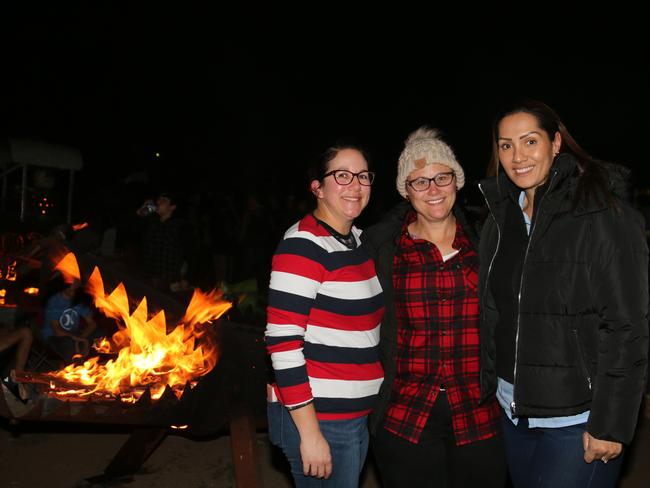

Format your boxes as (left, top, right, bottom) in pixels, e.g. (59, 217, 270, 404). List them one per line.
(47, 253, 232, 402)
(54, 253, 81, 283)
(24, 287, 39, 295)
(72, 222, 89, 231)
(6, 261, 17, 281)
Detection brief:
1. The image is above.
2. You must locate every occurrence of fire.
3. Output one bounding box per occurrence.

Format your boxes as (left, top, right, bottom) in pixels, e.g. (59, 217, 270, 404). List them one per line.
(71, 222, 89, 231)
(46, 253, 232, 402)
(54, 252, 81, 283)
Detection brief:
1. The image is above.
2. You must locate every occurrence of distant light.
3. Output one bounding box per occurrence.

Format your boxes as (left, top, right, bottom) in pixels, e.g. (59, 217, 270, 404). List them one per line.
(155, 152, 161, 158)
(24, 287, 39, 295)
(72, 222, 89, 231)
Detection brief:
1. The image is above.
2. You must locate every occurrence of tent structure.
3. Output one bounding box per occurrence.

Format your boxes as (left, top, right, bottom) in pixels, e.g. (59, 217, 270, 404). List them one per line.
(0, 138, 83, 223)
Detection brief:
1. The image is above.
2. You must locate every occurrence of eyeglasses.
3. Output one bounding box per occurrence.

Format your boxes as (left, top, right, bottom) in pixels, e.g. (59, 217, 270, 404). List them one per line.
(323, 169, 375, 186)
(406, 172, 455, 191)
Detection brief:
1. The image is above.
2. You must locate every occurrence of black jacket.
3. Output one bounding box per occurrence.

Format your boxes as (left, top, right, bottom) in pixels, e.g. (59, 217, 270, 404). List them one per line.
(361, 201, 482, 434)
(477, 154, 649, 444)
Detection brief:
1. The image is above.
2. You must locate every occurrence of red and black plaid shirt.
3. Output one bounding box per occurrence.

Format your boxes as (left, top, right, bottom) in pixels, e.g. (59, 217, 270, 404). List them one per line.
(383, 212, 500, 445)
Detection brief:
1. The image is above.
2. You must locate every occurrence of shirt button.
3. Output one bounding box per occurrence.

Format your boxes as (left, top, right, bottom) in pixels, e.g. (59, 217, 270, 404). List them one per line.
(439, 264, 445, 270)
(440, 297, 447, 302)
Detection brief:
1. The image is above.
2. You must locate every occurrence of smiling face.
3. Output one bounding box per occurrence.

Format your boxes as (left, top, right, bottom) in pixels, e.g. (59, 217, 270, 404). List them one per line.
(406, 163, 457, 225)
(497, 112, 561, 192)
(311, 148, 371, 233)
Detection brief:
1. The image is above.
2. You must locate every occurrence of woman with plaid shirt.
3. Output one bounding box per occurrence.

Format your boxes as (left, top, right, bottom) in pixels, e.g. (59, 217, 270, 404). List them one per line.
(362, 128, 506, 487)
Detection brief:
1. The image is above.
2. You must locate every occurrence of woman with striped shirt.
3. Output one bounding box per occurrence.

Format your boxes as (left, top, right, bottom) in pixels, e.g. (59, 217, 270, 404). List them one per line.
(265, 144, 384, 487)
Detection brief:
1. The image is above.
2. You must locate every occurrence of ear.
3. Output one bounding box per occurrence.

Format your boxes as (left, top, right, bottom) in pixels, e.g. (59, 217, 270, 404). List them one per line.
(310, 180, 323, 198)
(552, 131, 562, 156)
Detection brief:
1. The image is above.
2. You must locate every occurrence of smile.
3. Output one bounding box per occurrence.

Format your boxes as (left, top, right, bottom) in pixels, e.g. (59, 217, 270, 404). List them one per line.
(513, 166, 534, 175)
(425, 198, 445, 205)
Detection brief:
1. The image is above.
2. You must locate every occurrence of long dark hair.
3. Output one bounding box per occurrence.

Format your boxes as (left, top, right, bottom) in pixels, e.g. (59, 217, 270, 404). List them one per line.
(488, 99, 612, 208)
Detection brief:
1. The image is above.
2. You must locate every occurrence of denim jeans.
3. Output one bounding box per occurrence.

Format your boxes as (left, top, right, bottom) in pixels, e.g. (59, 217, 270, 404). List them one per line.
(501, 412, 623, 488)
(267, 401, 369, 488)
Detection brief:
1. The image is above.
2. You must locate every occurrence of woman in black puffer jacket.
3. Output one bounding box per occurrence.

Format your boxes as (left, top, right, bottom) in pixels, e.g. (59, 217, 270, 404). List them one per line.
(478, 99, 649, 488)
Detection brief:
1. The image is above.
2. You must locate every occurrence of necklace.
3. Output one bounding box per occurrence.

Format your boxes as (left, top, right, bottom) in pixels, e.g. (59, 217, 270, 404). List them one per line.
(312, 214, 357, 250)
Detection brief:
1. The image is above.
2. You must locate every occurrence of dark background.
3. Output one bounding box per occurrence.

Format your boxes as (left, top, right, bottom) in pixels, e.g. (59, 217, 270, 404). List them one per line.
(1, 4, 648, 226)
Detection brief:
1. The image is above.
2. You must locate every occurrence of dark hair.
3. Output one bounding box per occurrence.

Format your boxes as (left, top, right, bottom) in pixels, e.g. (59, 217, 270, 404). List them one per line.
(488, 99, 612, 208)
(307, 143, 371, 189)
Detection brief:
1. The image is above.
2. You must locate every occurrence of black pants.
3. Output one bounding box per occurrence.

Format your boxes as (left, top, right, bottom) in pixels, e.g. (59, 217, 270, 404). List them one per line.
(371, 392, 507, 488)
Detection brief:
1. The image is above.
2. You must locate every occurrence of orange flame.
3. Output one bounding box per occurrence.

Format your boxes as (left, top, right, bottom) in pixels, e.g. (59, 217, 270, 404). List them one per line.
(47, 253, 232, 402)
(72, 222, 89, 231)
(54, 253, 81, 283)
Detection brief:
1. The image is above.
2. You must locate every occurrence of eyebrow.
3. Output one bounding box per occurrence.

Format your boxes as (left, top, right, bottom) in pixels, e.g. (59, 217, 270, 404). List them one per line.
(498, 131, 542, 141)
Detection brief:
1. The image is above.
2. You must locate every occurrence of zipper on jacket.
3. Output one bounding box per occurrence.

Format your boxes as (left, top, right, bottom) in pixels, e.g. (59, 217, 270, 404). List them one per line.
(572, 329, 593, 390)
(478, 183, 502, 310)
(478, 183, 502, 403)
(512, 170, 558, 415)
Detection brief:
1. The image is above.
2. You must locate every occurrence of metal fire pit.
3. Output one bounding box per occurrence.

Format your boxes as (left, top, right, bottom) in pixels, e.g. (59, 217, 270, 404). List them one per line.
(0, 321, 268, 487)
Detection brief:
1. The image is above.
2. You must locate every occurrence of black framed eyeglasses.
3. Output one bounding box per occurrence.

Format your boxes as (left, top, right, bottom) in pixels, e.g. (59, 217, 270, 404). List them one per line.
(323, 169, 375, 186)
(406, 172, 455, 191)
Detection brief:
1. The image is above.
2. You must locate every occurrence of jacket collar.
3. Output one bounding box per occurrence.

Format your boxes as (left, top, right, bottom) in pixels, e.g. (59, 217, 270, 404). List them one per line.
(362, 200, 479, 251)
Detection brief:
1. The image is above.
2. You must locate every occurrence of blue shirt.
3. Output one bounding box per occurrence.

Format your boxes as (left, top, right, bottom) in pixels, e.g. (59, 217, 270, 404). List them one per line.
(497, 193, 589, 428)
(42, 292, 92, 340)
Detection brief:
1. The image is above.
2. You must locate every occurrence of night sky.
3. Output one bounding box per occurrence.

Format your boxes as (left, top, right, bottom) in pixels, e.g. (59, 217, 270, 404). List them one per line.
(2, 4, 648, 224)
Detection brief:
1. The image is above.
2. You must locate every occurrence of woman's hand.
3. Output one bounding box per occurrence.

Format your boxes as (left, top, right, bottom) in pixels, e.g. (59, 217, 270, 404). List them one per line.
(299, 430, 332, 478)
(582, 432, 622, 463)
(289, 402, 333, 478)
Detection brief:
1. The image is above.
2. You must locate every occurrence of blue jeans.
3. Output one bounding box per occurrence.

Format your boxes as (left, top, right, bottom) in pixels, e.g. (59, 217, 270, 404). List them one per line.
(501, 412, 623, 488)
(267, 401, 369, 488)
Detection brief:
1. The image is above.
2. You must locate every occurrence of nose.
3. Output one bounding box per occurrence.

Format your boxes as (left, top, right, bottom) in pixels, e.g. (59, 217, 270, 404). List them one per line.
(512, 145, 525, 163)
(349, 174, 363, 188)
(425, 183, 441, 195)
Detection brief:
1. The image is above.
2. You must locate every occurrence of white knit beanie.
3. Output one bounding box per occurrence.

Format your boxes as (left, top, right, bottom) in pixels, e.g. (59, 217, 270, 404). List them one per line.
(396, 127, 465, 198)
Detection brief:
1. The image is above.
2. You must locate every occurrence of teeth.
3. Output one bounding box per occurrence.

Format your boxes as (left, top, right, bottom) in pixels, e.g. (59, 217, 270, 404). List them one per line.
(514, 166, 534, 174)
(426, 198, 444, 204)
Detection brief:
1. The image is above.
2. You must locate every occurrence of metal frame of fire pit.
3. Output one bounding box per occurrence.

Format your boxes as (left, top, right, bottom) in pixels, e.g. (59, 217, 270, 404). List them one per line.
(1, 378, 265, 488)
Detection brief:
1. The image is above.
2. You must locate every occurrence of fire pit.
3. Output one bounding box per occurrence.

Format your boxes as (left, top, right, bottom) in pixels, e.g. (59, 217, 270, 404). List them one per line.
(0, 253, 268, 487)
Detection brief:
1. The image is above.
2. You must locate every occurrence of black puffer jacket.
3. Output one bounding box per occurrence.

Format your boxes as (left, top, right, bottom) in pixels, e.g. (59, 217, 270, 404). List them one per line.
(478, 154, 649, 444)
(361, 201, 482, 434)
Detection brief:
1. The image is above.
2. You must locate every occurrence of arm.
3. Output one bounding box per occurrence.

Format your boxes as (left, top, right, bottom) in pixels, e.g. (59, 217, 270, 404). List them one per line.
(289, 403, 332, 478)
(136, 199, 155, 217)
(587, 207, 649, 454)
(51, 319, 89, 354)
(265, 231, 331, 477)
(79, 315, 97, 339)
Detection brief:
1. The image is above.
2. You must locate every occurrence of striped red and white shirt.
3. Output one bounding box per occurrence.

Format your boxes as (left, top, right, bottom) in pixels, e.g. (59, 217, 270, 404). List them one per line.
(266, 214, 385, 420)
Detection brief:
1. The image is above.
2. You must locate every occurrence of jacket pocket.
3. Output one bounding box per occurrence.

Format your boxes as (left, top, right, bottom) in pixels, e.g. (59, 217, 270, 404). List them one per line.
(572, 329, 592, 391)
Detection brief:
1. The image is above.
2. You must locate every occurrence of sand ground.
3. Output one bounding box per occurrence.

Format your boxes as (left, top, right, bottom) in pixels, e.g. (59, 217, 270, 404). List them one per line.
(1, 407, 648, 488)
